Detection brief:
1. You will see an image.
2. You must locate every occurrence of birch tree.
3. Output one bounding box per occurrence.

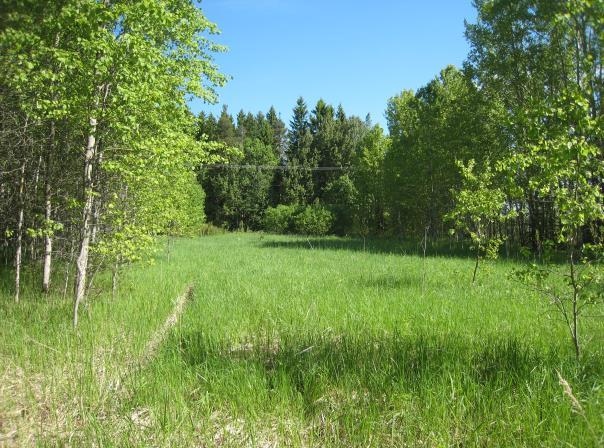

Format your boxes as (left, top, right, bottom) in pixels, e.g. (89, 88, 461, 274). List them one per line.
(0, 0, 226, 324)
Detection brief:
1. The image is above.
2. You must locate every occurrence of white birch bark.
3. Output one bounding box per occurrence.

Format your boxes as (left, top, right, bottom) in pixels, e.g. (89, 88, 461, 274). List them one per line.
(42, 121, 55, 293)
(15, 162, 25, 303)
(74, 116, 97, 326)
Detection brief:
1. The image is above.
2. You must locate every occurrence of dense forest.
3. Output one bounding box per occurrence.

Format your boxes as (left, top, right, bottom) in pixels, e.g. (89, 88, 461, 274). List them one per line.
(200, 21, 603, 252)
(196, 65, 497, 240)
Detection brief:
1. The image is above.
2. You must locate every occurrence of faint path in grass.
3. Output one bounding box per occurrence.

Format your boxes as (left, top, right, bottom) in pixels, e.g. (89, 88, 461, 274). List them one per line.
(95, 284, 195, 441)
(133, 283, 193, 372)
(98, 283, 194, 393)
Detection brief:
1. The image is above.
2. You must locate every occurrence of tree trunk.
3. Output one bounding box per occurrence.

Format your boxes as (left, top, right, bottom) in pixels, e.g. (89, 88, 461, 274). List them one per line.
(527, 192, 538, 251)
(42, 121, 55, 293)
(90, 198, 100, 244)
(42, 34, 62, 292)
(74, 116, 98, 326)
(28, 155, 43, 262)
(62, 233, 76, 300)
(111, 262, 119, 299)
(472, 252, 479, 285)
(15, 162, 26, 303)
(569, 247, 581, 360)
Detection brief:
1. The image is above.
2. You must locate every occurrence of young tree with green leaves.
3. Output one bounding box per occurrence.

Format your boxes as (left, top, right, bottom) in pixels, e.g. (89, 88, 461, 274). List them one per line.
(510, 90, 603, 359)
(385, 66, 502, 238)
(465, 0, 603, 357)
(448, 160, 512, 284)
(353, 125, 389, 236)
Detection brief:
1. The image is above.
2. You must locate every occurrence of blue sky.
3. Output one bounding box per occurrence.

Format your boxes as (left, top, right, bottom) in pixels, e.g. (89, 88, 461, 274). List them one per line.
(190, 0, 477, 127)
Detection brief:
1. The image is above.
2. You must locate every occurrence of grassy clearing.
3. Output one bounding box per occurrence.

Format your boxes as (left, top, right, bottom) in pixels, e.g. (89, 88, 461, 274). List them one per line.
(1, 233, 603, 446)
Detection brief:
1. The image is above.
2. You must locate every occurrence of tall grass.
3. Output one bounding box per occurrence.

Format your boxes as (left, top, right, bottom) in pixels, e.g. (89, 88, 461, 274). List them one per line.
(1, 233, 602, 446)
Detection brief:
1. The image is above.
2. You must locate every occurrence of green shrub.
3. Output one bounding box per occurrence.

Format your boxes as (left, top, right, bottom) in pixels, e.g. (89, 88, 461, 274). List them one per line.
(263, 203, 334, 236)
(263, 205, 299, 233)
(293, 204, 334, 236)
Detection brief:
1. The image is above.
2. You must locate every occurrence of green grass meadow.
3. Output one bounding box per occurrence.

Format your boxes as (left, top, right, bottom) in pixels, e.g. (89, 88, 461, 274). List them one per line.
(1, 233, 603, 446)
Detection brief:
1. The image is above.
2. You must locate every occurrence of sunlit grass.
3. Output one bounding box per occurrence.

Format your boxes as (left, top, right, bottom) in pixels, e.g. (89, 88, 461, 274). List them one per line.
(1, 233, 602, 446)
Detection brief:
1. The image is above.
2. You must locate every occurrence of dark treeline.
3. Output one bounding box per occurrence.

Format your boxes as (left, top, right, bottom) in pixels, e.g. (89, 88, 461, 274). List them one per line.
(196, 100, 378, 236)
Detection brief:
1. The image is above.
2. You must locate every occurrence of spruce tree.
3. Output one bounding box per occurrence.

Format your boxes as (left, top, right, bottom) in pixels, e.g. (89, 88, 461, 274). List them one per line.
(196, 112, 219, 141)
(267, 106, 287, 159)
(236, 110, 248, 143)
(252, 112, 273, 148)
(283, 97, 314, 204)
(217, 105, 237, 147)
(310, 99, 336, 199)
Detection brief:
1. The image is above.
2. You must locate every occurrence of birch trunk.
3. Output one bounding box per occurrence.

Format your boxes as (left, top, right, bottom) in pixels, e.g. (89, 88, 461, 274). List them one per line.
(15, 162, 25, 303)
(43, 34, 61, 292)
(111, 262, 118, 299)
(62, 232, 76, 299)
(74, 116, 97, 326)
(42, 121, 55, 293)
(29, 155, 43, 261)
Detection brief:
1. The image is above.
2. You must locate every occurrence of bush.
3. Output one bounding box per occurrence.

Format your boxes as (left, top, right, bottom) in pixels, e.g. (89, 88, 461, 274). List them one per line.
(263, 205, 299, 233)
(263, 203, 334, 236)
(293, 204, 334, 236)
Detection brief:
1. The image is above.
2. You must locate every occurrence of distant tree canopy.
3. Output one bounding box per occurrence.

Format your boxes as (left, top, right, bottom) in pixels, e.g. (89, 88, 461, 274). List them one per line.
(196, 98, 372, 233)
(384, 65, 505, 236)
(196, 66, 507, 239)
(198, 0, 602, 255)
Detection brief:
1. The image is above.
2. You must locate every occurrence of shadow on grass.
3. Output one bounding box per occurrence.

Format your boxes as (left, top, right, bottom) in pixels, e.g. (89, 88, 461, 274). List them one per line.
(0, 265, 13, 293)
(0, 263, 44, 299)
(0, 261, 82, 303)
(174, 330, 601, 415)
(259, 236, 572, 265)
(260, 237, 478, 260)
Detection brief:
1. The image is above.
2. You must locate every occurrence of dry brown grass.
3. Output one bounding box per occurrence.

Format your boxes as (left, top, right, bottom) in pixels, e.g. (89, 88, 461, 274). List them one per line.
(0, 285, 194, 447)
